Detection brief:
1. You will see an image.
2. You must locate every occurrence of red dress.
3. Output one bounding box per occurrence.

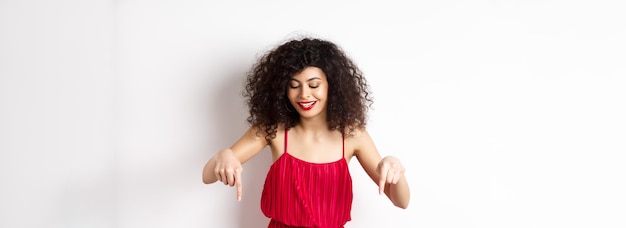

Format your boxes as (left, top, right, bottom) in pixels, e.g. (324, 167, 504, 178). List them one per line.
(261, 129, 353, 228)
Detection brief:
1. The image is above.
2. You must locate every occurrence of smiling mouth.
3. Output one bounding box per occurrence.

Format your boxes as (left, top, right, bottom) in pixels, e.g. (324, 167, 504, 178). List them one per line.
(297, 101, 316, 110)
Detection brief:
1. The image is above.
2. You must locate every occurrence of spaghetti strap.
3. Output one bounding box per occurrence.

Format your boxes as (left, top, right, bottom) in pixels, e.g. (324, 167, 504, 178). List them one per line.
(342, 131, 345, 158)
(284, 128, 289, 155)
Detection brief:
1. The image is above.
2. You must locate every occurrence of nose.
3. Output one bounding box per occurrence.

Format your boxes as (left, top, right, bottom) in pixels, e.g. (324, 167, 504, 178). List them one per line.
(299, 86, 311, 99)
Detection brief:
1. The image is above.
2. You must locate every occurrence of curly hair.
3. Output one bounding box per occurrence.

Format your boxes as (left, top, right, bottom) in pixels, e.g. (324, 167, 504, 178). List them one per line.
(243, 37, 373, 144)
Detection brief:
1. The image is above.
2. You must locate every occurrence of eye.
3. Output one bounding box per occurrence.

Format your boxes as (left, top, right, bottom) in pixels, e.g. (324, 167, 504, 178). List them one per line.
(289, 81, 300, 89)
(309, 84, 319, 89)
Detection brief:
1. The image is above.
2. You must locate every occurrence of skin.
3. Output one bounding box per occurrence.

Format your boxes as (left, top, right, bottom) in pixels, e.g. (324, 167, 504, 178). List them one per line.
(202, 66, 410, 209)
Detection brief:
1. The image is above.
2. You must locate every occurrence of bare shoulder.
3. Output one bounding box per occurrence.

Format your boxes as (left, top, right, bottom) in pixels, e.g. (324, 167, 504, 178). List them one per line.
(242, 126, 267, 142)
(344, 127, 375, 158)
(268, 124, 286, 147)
(244, 124, 282, 142)
(345, 126, 372, 142)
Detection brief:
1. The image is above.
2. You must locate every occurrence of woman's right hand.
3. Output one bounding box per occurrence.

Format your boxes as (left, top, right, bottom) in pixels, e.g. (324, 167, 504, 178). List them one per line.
(212, 148, 244, 201)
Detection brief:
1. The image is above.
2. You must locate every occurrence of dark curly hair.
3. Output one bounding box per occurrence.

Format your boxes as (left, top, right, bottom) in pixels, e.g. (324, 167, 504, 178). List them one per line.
(243, 37, 373, 144)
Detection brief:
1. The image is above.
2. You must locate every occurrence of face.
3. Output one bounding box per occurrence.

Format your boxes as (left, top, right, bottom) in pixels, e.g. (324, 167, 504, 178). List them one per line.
(287, 66, 329, 120)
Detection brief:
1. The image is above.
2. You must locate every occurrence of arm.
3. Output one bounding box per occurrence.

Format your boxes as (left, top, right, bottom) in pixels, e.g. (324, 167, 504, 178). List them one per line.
(201, 126, 268, 200)
(353, 129, 411, 209)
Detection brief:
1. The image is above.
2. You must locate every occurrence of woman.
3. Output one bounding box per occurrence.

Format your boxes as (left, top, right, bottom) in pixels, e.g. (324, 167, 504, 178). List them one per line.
(202, 37, 410, 227)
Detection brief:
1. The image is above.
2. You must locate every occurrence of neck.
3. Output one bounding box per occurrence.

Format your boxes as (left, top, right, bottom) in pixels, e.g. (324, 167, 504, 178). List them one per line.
(296, 116, 329, 132)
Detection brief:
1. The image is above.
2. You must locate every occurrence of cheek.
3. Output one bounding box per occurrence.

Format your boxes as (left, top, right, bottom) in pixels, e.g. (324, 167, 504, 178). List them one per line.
(315, 87, 328, 100)
(286, 89, 297, 101)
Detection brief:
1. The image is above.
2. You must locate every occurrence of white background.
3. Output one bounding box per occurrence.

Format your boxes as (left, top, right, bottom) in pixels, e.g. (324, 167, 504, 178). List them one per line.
(1, 0, 625, 227)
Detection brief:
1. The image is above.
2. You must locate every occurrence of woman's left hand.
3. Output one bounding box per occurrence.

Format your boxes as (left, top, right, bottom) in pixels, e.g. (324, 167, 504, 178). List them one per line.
(376, 156, 406, 195)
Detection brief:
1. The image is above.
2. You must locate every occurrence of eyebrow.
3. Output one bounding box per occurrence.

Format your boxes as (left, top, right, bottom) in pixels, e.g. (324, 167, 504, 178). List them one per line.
(290, 77, 322, 82)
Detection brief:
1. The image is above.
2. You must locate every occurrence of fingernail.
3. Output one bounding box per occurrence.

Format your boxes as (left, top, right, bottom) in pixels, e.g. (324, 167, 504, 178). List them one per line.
(238, 196, 241, 202)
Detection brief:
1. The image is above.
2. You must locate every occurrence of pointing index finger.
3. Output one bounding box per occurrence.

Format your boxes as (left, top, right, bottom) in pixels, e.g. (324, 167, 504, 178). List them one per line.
(235, 167, 243, 201)
(378, 167, 387, 195)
